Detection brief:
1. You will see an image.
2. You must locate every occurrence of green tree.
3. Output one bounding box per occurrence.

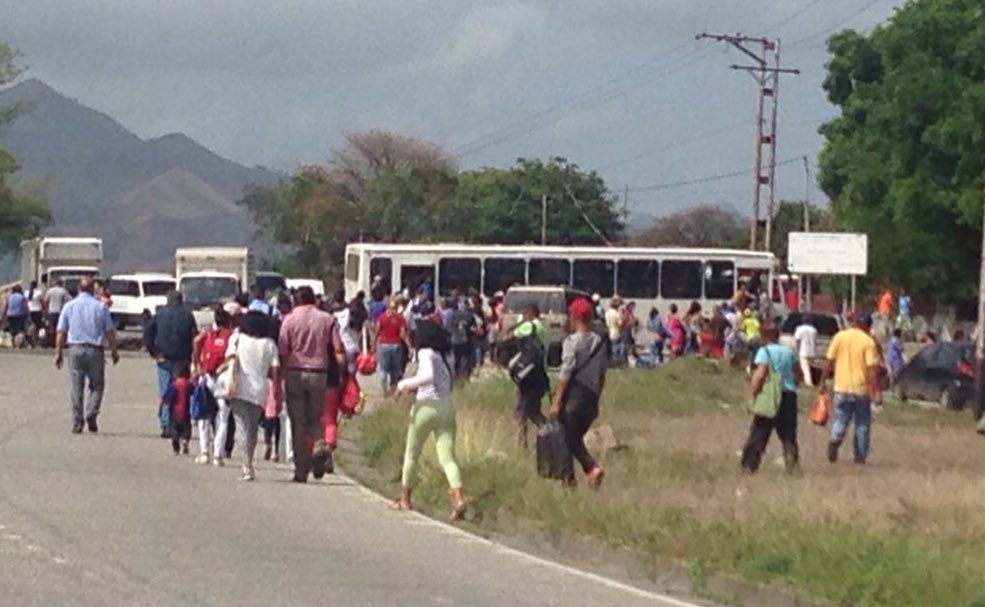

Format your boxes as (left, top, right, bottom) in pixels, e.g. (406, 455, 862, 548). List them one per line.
(457, 157, 624, 245)
(818, 0, 985, 301)
(0, 42, 51, 253)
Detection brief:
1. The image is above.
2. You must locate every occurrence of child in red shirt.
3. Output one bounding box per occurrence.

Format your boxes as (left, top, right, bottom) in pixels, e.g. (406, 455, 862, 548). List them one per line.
(162, 363, 193, 455)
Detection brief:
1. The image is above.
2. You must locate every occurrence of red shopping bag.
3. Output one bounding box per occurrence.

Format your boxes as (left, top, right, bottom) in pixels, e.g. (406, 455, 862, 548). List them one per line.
(339, 371, 364, 417)
(809, 392, 830, 426)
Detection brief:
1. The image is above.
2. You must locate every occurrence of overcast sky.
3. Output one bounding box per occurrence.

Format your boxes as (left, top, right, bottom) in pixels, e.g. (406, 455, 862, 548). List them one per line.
(2, 0, 899, 218)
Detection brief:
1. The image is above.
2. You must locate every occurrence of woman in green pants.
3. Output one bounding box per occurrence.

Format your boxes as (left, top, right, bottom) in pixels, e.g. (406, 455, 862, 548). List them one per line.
(392, 319, 467, 521)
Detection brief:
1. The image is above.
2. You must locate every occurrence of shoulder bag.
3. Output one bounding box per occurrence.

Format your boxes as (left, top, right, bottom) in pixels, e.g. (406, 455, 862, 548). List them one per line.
(213, 333, 240, 400)
(751, 345, 782, 418)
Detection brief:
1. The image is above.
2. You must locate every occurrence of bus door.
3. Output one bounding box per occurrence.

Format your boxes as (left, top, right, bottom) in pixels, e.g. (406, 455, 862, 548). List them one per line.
(396, 259, 435, 299)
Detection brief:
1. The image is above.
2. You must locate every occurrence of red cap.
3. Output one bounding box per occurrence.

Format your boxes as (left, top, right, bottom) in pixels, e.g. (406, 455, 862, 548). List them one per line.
(568, 298, 594, 323)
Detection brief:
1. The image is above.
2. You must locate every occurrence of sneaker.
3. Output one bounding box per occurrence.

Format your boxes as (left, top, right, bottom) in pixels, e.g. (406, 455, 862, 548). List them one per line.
(324, 451, 334, 475)
(194, 454, 210, 465)
(71, 424, 84, 435)
(85, 416, 98, 433)
(263, 444, 272, 461)
(181, 441, 190, 455)
(827, 442, 840, 463)
(311, 451, 328, 479)
(240, 466, 256, 482)
(212, 457, 225, 467)
(853, 457, 867, 465)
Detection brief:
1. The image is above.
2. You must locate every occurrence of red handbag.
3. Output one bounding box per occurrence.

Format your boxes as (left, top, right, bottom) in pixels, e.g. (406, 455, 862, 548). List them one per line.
(339, 372, 363, 417)
(356, 326, 377, 375)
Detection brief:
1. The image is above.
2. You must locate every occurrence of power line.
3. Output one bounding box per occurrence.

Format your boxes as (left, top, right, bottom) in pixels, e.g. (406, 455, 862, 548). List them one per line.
(786, 0, 886, 49)
(452, 41, 710, 157)
(765, 0, 828, 33)
(628, 156, 802, 193)
(596, 119, 751, 172)
(563, 184, 614, 246)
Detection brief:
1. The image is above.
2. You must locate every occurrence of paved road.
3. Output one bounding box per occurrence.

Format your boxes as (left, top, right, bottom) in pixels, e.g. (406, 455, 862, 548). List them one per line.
(0, 352, 700, 607)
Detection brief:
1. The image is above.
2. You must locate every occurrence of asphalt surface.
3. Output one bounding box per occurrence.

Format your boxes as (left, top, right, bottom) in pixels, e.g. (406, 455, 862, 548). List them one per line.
(0, 351, 703, 607)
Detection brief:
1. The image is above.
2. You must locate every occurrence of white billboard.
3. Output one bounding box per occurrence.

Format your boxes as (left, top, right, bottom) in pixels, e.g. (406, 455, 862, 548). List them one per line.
(788, 232, 868, 276)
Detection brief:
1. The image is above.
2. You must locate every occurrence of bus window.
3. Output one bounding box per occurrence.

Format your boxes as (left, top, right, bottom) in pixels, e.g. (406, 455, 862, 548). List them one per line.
(660, 260, 702, 299)
(483, 258, 526, 296)
(438, 257, 481, 295)
(573, 259, 615, 297)
(370, 257, 393, 294)
(528, 258, 570, 286)
(616, 260, 658, 298)
(345, 253, 360, 282)
(703, 261, 735, 301)
(400, 265, 434, 296)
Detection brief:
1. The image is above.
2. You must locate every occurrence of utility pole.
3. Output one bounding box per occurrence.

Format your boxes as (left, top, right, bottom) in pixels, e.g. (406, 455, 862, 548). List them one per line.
(541, 194, 548, 245)
(802, 155, 812, 311)
(697, 32, 800, 251)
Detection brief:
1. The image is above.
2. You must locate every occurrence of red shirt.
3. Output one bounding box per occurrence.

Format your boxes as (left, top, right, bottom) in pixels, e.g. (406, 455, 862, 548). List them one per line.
(277, 304, 343, 371)
(377, 311, 406, 344)
(168, 377, 192, 423)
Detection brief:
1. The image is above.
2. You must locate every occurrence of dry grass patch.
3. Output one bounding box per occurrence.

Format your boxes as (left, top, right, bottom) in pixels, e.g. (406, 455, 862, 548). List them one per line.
(351, 358, 985, 607)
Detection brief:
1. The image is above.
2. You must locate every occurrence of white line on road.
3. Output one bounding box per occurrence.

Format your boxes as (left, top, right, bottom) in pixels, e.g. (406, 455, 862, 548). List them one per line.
(338, 471, 705, 607)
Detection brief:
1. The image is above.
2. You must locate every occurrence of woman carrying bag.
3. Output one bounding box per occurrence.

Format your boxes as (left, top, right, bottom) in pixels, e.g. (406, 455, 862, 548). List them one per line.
(741, 323, 803, 474)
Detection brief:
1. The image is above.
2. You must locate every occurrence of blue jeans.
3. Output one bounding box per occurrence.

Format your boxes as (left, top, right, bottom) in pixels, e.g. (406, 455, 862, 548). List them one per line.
(156, 360, 174, 429)
(649, 341, 664, 364)
(830, 392, 872, 461)
(377, 343, 404, 391)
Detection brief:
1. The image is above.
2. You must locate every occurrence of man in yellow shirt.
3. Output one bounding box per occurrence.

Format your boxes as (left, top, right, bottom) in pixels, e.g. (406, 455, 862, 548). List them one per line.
(818, 314, 883, 464)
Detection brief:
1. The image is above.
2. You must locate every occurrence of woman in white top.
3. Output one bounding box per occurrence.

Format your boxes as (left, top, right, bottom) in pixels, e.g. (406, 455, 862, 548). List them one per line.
(392, 319, 467, 521)
(224, 311, 280, 481)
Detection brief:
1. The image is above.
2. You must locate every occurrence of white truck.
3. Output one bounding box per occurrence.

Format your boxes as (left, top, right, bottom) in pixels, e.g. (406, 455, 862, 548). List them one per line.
(108, 273, 177, 330)
(175, 247, 254, 328)
(20, 237, 103, 294)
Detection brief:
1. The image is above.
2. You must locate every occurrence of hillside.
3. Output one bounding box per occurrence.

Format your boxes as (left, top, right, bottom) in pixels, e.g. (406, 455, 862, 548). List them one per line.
(0, 78, 280, 274)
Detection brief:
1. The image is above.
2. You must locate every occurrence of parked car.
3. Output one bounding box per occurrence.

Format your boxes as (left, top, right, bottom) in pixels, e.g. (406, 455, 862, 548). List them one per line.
(109, 273, 176, 330)
(893, 341, 976, 410)
(498, 285, 590, 367)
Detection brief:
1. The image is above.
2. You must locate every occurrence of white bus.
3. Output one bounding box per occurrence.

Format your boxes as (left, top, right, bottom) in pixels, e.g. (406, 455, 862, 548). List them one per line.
(343, 243, 785, 318)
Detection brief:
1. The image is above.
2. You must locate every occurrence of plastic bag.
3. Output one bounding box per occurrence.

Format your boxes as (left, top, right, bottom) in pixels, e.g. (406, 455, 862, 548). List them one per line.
(809, 392, 830, 426)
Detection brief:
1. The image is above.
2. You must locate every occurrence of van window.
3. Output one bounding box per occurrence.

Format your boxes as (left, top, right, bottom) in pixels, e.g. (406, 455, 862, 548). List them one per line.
(370, 257, 393, 295)
(617, 260, 658, 298)
(573, 259, 615, 297)
(143, 281, 175, 296)
(704, 261, 735, 301)
(345, 253, 360, 282)
(483, 258, 526, 296)
(528, 258, 570, 286)
(109, 279, 139, 297)
(438, 258, 481, 295)
(660, 261, 702, 299)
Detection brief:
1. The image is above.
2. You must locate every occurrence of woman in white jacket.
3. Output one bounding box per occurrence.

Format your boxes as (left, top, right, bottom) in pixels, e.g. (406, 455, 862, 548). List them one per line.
(392, 319, 467, 521)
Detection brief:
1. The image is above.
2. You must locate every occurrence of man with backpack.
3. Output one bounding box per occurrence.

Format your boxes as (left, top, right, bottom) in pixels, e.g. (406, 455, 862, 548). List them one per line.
(510, 304, 549, 447)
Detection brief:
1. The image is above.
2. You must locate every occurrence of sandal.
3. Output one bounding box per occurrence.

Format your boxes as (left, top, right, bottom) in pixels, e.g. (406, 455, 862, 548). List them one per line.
(390, 498, 413, 511)
(450, 500, 468, 522)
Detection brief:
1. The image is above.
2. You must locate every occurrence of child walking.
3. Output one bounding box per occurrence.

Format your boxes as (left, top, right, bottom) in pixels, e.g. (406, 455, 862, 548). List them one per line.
(162, 362, 193, 455)
(260, 379, 283, 462)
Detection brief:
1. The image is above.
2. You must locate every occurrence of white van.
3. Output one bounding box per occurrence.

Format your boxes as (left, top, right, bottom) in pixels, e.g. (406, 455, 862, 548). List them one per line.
(109, 273, 177, 330)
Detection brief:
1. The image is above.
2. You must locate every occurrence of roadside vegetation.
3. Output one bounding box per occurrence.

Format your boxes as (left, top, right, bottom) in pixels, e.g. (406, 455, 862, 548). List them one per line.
(348, 358, 985, 607)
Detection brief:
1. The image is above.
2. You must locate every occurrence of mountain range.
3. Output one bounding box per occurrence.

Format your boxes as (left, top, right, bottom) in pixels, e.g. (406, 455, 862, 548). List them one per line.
(0, 79, 280, 275)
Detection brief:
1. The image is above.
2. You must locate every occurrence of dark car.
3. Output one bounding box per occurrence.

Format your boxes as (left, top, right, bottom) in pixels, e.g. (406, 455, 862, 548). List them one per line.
(894, 341, 976, 410)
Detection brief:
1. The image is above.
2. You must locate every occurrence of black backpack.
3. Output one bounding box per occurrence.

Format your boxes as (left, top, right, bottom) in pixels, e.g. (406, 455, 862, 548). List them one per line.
(507, 324, 547, 389)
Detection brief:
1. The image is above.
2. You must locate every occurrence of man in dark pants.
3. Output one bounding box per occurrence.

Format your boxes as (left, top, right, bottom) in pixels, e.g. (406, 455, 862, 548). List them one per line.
(144, 290, 197, 437)
(54, 278, 120, 433)
(741, 324, 803, 473)
(512, 304, 549, 447)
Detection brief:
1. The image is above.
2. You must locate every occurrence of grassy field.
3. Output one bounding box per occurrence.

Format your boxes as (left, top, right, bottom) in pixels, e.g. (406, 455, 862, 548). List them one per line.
(348, 358, 985, 607)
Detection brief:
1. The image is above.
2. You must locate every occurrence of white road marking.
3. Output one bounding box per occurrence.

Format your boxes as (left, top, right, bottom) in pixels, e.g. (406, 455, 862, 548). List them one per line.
(337, 471, 705, 607)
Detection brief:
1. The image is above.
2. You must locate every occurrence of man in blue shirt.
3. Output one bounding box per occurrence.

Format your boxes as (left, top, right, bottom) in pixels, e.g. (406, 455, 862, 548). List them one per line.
(144, 290, 198, 436)
(54, 278, 119, 434)
(247, 284, 279, 318)
(3, 285, 29, 343)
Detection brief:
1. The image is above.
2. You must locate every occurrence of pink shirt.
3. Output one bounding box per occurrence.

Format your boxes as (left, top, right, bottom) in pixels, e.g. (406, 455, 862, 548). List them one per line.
(277, 305, 343, 371)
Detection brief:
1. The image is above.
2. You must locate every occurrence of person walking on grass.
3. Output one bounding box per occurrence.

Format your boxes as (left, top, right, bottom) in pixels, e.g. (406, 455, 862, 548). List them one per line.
(646, 307, 666, 365)
(512, 303, 550, 447)
(794, 314, 818, 387)
(54, 278, 119, 434)
(278, 286, 344, 483)
(225, 311, 281, 481)
(741, 324, 803, 474)
(391, 319, 468, 521)
(376, 297, 409, 394)
(550, 298, 607, 488)
(818, 313, 883, 465)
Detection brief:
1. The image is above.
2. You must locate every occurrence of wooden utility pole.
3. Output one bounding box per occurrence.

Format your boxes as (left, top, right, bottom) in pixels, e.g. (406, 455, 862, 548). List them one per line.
(541, 194, 548, 245)
(697, 32, 799, 251)
(803, 155, 812, 311)
(975, 113, 985, 426)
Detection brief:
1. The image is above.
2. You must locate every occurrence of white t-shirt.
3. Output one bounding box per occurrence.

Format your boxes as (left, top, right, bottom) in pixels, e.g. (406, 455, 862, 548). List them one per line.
(226, 332, 280, 406)
(27, 288, 45, 313)
(397, 348, 452, 402)
(793, 324, 818, 359)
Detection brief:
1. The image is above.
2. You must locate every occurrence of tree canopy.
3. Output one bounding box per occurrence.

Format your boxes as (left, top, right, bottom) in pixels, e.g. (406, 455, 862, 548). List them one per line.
(818, 0, 985, 301)
(240, 137, 624, 279)
(0, 43, 51, 253)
